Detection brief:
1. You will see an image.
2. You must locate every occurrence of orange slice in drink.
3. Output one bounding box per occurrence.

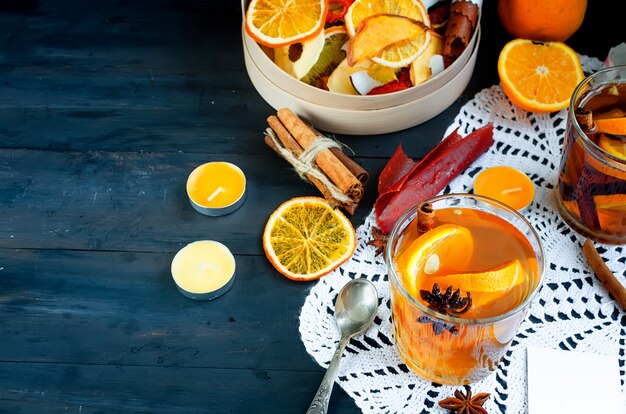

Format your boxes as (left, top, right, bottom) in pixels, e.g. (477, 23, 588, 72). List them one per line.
(345, 0, 430, 68)
(497, 39, 584, 113)
(594, 194, 626, 235)
(395, 224, 474, 297)
(598, 133, 626, 160)
(426, 260, 526, 318)
(262, 197, 356, 281)
(245, 0, 327, 47)
(595, 117, 626, 136)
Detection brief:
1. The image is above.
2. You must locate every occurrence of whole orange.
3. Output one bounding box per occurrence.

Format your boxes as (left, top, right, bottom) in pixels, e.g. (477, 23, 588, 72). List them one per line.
(498, 0, 587, 42)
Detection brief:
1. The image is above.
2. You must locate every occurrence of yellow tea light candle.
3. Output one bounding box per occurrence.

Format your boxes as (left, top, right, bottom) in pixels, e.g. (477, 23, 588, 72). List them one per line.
(474, 166, 535, 210)
(171, 240, 236, 300)
(186, 162, 246, 216)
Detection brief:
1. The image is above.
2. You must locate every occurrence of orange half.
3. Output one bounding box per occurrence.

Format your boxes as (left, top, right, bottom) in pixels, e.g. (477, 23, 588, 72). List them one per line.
(497, 39, 584, 113)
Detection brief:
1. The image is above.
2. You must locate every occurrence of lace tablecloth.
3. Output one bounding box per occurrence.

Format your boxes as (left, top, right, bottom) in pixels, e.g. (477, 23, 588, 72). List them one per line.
(299, 56, 626, 413)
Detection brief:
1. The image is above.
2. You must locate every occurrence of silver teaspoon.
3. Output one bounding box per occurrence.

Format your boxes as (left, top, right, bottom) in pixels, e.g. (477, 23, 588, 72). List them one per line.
(306, 278, 379, 414)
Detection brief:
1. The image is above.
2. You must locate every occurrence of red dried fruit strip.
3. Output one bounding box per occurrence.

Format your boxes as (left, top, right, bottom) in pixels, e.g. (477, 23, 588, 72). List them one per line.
(367, 68, 412, 95)
(375, 127, 463, 220)
(367, 80, 412, 95)
(375, 124, 494, 234)
(326, 0, 354, 23)
(378, 145, 416, 195)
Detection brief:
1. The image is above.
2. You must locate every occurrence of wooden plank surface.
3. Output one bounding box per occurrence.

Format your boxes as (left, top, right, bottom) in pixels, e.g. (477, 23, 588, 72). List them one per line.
(0, 362, 360, 413)
(1, 249, 317, 370)
(0, 0, 619, 412)
(0, 149, 383, 252)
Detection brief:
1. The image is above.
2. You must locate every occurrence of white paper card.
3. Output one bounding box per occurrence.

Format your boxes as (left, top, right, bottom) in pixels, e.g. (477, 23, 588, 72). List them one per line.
(527, 347, 624, 413)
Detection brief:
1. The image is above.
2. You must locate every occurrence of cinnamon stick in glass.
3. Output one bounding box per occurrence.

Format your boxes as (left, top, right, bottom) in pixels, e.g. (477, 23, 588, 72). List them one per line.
(575, 108, 595, 132)
(417, 202, 435, 234)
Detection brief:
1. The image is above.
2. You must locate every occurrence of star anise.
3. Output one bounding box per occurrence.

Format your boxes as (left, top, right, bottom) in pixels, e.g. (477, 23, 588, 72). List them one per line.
(438, 385, 490, 414)
(419, 283, 472, 317)
(367, 226, 388, 257)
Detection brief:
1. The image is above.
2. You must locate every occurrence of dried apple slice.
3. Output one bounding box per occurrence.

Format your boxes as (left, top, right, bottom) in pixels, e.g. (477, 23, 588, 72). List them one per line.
(346, 14, 429, 67)
(350, 71, 385, 95)
(274, 30, 325, 80)
(327, 58, 396, 95)
(410, 32, 444, 86)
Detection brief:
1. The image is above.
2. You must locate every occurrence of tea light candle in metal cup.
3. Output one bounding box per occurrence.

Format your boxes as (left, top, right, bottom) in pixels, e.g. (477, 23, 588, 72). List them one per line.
(473, 166, 535, 211)
(171, 240, 236, 300)
(186, 162, 246, 216)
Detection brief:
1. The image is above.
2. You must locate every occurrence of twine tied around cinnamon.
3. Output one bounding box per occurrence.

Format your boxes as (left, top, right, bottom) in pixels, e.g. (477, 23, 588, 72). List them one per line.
(265, 128, 352, 204)
(263, 108, 368, 215)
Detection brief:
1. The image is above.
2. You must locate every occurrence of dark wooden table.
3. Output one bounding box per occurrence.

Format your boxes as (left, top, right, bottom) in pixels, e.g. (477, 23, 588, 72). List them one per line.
(0, 1, 618, 413)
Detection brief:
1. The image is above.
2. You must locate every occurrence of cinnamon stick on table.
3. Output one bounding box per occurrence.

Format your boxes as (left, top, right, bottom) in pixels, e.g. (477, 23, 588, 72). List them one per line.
(277, 108, 364, 202)
(582, 239, 626, 311)
(265, 116, 358, 214)
(264, 109, 367, 215)
(310, 127, 369, 184)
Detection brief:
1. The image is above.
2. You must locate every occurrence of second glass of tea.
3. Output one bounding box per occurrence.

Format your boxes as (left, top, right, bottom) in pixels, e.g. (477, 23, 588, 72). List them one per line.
(386, 194, 544, 385)
(556, 65, 626, 244)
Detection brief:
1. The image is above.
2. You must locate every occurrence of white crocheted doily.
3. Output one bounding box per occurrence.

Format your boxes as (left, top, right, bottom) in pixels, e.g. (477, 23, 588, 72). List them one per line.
(299, 55, 626, 413)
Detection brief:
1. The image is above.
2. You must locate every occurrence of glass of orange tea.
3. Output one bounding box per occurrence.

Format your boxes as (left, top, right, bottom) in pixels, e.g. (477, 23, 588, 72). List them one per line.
(556, 65, 626, 244)
(386, 194, 544, 385)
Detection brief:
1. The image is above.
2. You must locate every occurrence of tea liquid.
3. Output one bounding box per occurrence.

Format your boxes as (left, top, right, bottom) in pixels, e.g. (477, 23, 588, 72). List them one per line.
(394, 207, 539, 318)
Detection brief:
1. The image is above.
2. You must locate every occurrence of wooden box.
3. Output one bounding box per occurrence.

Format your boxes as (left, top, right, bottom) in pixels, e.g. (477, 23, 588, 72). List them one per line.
(242, 6, 480, 135)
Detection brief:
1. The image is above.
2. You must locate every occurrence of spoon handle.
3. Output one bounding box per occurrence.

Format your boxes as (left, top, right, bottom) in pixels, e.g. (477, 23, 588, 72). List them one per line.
(306, 335, 350, 414)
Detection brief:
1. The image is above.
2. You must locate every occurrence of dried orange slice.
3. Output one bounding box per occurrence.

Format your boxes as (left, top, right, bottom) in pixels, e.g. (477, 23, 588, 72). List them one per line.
(347, 14, 428, 66)
(395, 224, 474, 297)
(345, 0, 430, 68)
(497, 39, 584, 113)
(245, 0, 328, 48)
(263, 197, 356, 281)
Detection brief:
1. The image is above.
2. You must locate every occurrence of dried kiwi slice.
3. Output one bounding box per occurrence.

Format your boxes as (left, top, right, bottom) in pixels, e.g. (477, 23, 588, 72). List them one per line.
(301, 28, 349, 89)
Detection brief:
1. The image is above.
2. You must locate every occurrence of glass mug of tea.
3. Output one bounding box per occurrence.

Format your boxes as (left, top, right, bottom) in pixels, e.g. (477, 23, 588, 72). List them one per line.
(386, 194, 544, 385)
(556, 65, 626, 244)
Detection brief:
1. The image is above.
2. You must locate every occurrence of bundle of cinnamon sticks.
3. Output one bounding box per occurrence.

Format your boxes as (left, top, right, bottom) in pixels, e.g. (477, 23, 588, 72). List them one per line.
(264, 108, 368, 215)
